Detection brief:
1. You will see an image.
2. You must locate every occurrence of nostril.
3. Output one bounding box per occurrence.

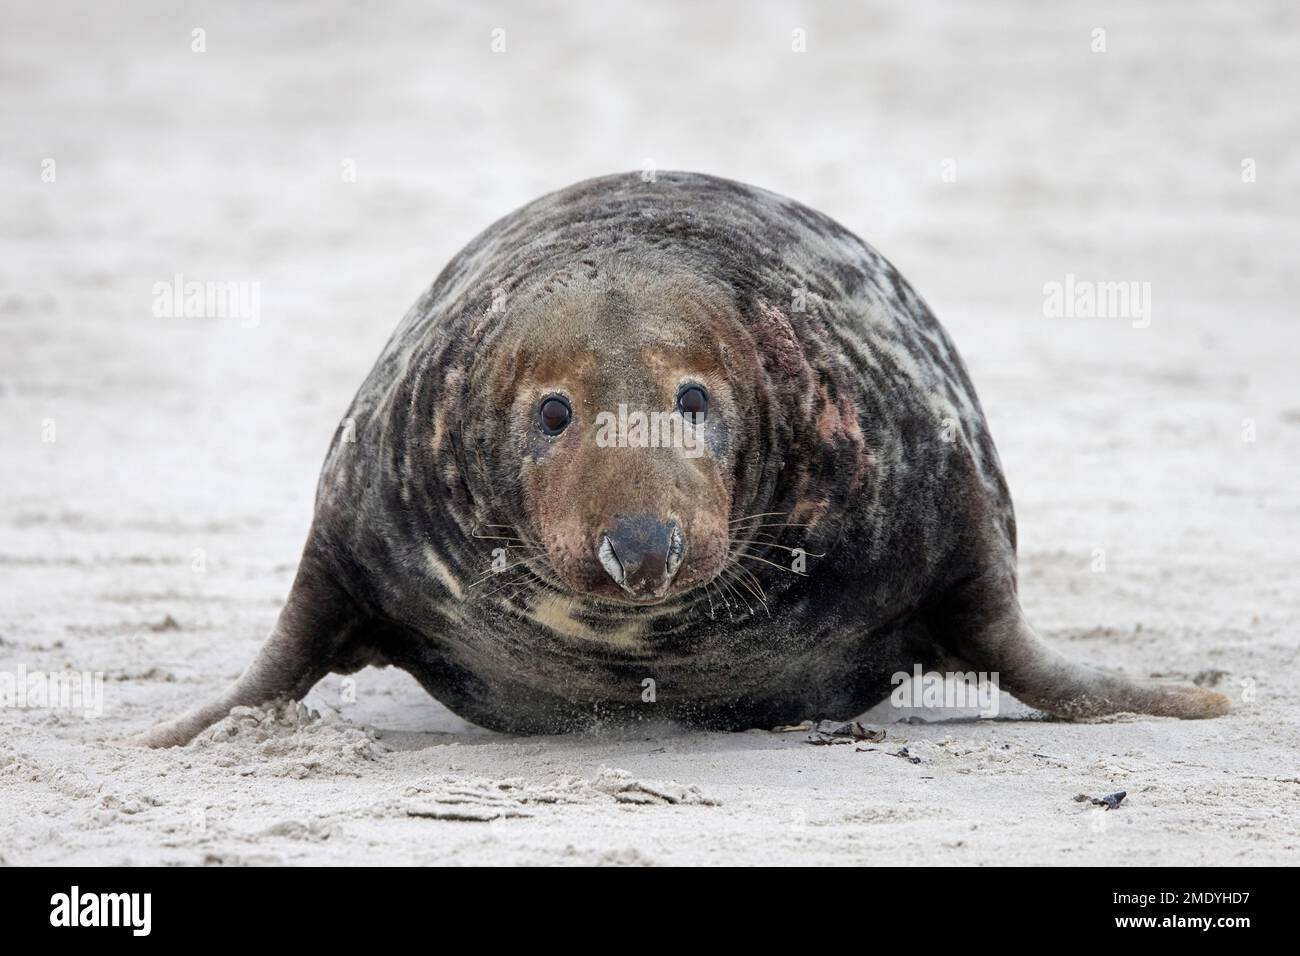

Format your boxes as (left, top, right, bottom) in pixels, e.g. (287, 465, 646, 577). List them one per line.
(665, 525, 684, 578)
(598, 533, 625, 584)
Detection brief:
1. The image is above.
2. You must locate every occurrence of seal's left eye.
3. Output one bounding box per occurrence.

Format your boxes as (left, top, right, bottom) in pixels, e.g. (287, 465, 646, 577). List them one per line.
(539, 396, 572, 434)
(677, 385, 708, 421)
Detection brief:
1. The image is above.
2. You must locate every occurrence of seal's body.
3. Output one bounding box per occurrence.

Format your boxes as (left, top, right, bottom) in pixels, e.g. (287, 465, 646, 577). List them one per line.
(137, 172, 1227, 745)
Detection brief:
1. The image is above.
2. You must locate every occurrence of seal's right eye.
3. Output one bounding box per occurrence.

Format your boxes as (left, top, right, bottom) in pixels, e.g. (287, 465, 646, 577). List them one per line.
(539, 396, 572, 435)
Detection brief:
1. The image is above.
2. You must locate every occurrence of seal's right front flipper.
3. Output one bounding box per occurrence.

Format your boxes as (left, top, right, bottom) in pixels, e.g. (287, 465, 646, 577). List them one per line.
(123, 547, 369, 748)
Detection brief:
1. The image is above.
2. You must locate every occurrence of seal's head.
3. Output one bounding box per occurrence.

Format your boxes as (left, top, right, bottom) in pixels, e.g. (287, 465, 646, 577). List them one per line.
(463, 264, 771, 606)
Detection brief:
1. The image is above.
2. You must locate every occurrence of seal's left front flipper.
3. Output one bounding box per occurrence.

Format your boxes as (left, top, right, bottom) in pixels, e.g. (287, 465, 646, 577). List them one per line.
(981, 615, 1230, 720)
(123, 544, 373, 748)
(938, 576, 1231, 721)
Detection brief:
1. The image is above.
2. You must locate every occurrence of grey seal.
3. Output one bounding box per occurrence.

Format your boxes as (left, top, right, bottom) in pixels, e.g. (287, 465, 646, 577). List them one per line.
(133, 171, 1229, 746)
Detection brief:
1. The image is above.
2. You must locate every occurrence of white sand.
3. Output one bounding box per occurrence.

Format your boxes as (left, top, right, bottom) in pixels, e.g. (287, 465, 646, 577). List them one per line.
(2, 0, 1298, 865)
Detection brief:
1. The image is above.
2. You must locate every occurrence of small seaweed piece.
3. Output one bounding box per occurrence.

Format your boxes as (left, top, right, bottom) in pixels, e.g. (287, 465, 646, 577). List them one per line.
(801, 720, 886, 745)
(892, 747, 922, 765)
(1074, 790, 1127, 810)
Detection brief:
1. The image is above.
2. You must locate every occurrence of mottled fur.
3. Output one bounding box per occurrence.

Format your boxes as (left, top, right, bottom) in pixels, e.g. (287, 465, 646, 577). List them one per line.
(133, 172, 1227, 747)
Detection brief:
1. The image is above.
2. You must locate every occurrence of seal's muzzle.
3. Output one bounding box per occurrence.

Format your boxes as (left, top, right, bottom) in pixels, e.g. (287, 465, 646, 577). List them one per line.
(598, 515, 683, 600)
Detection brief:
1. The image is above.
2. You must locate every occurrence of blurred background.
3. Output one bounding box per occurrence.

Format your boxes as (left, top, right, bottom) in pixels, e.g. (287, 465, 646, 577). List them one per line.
(2, 0, 1297, 722)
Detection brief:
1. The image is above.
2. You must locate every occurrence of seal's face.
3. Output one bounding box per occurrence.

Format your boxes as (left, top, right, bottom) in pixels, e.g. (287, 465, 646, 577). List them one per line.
(470, 268, 761, 606)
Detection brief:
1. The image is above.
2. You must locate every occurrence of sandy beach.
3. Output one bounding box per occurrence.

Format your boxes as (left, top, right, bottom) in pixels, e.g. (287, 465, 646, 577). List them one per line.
(2, 0, 1298, 865)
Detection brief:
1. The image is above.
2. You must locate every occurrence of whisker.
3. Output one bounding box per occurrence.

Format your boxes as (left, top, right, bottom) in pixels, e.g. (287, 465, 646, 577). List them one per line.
(709, 580, 733, 621)
(471, 533, 535, 544)
(730, 552, 810, 576)
(731, 538, 825, 558)
(484, 562, 551, 603)
(466, 556, 537, 588)
(472, 525, 544, 547)
(722, 550, 768, 597)
(731, 561, 768, 602)
(716, 575, 753, 617)
(482, 569, 534, 601)
(729, 512, 788, 525)
(501, 572, 543, 605)
(723, 567, 769, 617)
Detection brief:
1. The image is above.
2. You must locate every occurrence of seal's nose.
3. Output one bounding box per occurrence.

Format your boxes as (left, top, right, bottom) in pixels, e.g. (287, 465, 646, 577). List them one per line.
(597, 515, 684, 598)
